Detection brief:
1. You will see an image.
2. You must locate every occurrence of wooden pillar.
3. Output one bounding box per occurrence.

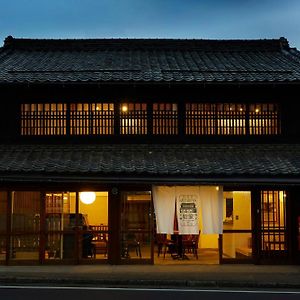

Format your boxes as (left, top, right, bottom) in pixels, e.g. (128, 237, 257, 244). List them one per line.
(75, 191, 80, 263)
(108, 186, 121, 264)
(39, 191, 46, 264)
(5, 191, 12, 265)
(251, 188, 261, 264)
(114, 102, 120, 136)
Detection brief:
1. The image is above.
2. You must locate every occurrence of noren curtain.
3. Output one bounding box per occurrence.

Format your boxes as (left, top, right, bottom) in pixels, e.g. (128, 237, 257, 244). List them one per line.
(152, 186, 176, 234)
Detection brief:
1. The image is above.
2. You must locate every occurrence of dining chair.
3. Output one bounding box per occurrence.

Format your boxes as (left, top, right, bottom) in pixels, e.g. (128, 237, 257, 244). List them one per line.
(90, 224, 108, 257)
(156, 233, 176, 258)
(182, 233, 200, 259)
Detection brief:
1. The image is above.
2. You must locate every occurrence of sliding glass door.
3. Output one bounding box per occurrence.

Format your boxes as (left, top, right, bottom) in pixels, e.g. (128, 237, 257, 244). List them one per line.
(120, 191, 153, 263)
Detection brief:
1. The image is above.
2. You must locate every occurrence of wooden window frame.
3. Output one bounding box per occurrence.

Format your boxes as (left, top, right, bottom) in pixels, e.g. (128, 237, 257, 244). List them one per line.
(20, 101, 280, 137)
(186, 102, 280, 136)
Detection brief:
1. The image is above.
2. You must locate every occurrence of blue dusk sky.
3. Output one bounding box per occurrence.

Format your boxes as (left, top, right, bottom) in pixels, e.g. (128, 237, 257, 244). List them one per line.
(0, 0, 300, 48)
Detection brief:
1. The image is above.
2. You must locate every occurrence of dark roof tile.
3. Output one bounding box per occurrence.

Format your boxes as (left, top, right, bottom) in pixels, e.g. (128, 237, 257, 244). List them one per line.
(1, 37, 300, 84)
(0, 144, 299, 180)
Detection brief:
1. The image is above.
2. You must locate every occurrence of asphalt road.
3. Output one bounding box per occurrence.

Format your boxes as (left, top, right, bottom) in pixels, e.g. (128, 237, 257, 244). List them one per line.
(0, 286, 300, 300)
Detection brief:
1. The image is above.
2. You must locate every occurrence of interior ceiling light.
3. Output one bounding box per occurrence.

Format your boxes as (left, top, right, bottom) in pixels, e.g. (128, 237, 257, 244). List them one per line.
(80, 192, 96, 204)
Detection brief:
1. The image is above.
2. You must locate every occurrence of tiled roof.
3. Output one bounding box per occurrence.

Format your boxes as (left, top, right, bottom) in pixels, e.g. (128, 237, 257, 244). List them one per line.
(0, 144, 300, 182)
(0, 36, 300, 83)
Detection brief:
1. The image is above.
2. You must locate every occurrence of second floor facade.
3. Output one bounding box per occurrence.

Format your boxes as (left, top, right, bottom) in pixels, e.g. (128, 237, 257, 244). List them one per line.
(1, 36, 300, 144)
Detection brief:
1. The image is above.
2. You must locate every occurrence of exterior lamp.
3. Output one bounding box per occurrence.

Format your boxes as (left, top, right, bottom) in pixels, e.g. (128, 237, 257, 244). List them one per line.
(80, 192, 96, 204)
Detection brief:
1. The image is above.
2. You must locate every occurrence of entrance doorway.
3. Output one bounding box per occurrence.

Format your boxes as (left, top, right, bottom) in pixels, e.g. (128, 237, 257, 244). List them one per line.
(120, 191, 153, 263)
(221, 191, 252, 263)
(258, 190, 288, 262)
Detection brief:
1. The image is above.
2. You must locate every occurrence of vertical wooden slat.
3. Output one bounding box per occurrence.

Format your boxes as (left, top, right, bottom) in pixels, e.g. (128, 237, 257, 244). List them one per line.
(5, 191, 11, 264)
(39, 192, 46, 264)
(75, 192, 79, 264)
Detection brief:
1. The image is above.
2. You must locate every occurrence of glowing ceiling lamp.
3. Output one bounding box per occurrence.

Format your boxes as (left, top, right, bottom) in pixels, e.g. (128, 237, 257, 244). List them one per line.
(80, 192, 96, 204)
(121, 105, 128, 112)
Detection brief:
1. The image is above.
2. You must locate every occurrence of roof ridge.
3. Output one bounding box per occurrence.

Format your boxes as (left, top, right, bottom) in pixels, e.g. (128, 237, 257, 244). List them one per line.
(2, 35, 289, 52)
(282, 47, 300, 65)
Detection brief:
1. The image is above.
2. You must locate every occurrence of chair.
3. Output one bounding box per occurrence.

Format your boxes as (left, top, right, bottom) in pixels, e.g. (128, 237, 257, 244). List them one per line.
(122, 232, 142, 258)
(156, 233, 176, 258)
(90, 224, 108, 257)
(81, 231, 95, 258)
(182, 233, 199, 259)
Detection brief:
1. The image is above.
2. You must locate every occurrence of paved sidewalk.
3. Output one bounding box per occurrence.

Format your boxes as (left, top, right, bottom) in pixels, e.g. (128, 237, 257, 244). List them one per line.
(0, 264, 300, 289)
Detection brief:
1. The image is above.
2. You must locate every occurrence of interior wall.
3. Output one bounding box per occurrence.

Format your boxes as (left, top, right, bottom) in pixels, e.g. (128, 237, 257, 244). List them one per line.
(79, 192, 108, 226)
(223, 191, 251, 258)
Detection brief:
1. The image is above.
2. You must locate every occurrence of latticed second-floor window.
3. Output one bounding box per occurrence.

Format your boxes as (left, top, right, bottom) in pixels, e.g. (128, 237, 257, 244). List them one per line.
(249, 104, 280, 135)
(153, 103, 178, 135)
(20, 101, 280, 137)
(186, 103, 215, 135)
(186, 103, 278, 135)
(217, 103, 246, 135)
(21, 103, 67, 135)
(120, 103, 147, 135)
(70, 103, 114, 135)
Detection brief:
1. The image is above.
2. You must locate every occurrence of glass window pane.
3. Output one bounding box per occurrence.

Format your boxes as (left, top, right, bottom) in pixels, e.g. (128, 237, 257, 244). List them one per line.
(121, 191, 152, 261)
(222, 191, 252, 261)
(10, 234, 39, 260)
(11, 192, 40, 232)
(79, 191, 108, 260)
(10, 192, 40, 260)
(222, 232, 252, 259)
(0, 235, 6, 261)
(45, 192, 76, 260)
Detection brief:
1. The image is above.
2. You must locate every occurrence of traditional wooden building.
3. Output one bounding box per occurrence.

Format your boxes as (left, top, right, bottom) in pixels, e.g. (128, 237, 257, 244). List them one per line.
(0, 36, 300, 265)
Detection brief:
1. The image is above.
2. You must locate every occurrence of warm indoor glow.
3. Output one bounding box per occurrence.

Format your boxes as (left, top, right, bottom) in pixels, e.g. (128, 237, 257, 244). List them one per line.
(80, 192, 96, 204)
(122, 105, 128, 112)
(255, 108, 259, 113)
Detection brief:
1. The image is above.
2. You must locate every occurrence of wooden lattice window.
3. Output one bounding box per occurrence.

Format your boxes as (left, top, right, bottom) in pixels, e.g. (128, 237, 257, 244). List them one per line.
(261, 191, 287, 251)
(249, 104, 280, 135)
(120, 103, 147, 135)
(185, 103, 246, 135)
(186, 103, 216, 135)
(153, 103, 178, 135)
(216, 103, 246, 135)
(70, 103, 114, 135)
(21, 103, 67, 135)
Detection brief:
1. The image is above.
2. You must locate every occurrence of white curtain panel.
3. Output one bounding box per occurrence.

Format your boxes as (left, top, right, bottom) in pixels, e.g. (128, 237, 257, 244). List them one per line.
(200, 186, 224, 234)
(152, 186, 176, 234)
(175, 186, 200, 234)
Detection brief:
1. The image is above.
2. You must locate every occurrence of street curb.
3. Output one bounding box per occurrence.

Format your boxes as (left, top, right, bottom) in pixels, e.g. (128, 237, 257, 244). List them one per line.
(1, 277, 300, 289)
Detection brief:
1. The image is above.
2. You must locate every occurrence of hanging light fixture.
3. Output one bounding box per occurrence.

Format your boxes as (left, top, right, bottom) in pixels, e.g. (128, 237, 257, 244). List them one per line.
(121, 104, 128, 112)
(79, 192, 96, 204)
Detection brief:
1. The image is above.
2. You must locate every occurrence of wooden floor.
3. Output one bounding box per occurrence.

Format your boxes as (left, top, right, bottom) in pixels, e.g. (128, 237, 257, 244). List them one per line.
(3, 246, 220, 264)
(155, 248, 219, 265)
